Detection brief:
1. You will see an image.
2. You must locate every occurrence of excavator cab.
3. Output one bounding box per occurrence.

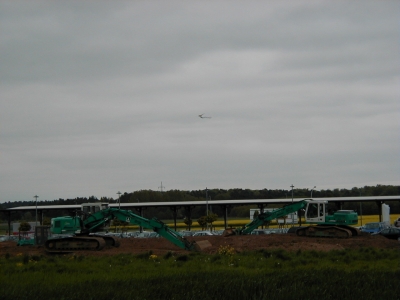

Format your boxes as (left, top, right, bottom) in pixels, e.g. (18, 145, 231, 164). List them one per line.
(304, 201, 327, 223)
(50, 216, 83, 235)
(80, 203, 111, 232)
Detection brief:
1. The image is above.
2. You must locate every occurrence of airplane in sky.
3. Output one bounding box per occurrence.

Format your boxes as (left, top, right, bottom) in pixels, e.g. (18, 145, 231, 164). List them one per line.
(198, 114, 211, 119)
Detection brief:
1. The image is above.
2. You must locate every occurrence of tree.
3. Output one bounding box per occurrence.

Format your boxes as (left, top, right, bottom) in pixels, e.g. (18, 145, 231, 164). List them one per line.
(197, 216, 207, 230)
(253, 210, 259, 219)
(183, 217, 193, 230)
(205, 211, 218, 230)
(18, 222, 31, 237)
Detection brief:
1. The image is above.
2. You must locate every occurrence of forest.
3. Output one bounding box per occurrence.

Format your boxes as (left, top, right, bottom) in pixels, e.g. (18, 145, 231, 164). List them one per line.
(1, 185, 399, 222)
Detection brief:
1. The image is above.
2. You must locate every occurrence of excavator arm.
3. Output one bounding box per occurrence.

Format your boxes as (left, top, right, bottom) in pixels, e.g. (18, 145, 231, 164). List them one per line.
(82, 208, 208, 251)
(224, 200, 308, 236)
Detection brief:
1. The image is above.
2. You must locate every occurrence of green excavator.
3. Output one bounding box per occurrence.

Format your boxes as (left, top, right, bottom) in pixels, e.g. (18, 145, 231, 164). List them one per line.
(223, 199, 360, 238)
(46, 203, 211, 252)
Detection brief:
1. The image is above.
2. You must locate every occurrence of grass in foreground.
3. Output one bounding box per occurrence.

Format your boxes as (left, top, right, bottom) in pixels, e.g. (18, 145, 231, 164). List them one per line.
(0, 246, 399, 300)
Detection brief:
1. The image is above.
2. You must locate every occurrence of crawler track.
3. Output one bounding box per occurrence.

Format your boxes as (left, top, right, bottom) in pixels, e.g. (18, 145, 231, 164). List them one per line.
(90, 235, 120, 248)
(296, 225, 360, 238)
(45, 236, 106, 253)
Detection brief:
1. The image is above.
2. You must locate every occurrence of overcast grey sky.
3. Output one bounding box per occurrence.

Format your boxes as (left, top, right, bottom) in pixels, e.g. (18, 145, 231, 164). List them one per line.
(1, 1, 399, 203)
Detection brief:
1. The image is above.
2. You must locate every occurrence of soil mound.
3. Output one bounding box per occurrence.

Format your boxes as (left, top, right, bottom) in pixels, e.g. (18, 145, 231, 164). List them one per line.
(1, 233, 398, 257)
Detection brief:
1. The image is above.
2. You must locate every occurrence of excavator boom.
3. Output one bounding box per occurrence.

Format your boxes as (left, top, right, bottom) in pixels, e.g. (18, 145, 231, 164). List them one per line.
(223, 201, 308, 236)
(83, 208, 210, 251)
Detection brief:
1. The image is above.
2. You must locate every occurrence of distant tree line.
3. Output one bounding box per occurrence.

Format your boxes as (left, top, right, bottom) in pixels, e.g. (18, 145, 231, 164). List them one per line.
(1, 185, 399, 222)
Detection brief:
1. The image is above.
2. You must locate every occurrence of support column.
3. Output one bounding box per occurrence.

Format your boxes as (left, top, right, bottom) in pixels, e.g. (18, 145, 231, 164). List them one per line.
(7, 212, 12, 236)
(298, 208, 302, 226)
(257, 204, 265, 228)
(135, 207, 143, 232)
(222, 205, 232, 229)
(219, 205, 229, 229)
(38, 210, 43, 225)
(184, 206, 192, 231)
(170, 206, 178, 231)
(257, 204, 265, 213)
(223, 205, 227, 229)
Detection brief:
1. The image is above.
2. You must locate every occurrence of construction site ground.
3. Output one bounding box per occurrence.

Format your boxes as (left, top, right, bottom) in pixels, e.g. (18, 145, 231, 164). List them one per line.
(1, 233, 399, 257)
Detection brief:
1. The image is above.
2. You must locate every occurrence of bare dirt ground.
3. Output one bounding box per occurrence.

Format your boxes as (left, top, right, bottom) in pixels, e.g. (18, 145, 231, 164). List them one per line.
(0, 233, 399, 257)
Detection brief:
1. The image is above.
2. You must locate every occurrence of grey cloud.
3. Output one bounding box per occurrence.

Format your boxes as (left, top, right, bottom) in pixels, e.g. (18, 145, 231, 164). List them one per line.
(0, 1, 398, 202)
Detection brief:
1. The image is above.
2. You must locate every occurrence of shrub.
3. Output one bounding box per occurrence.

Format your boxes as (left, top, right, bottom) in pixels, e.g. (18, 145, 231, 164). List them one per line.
(217, 244, 235, 256)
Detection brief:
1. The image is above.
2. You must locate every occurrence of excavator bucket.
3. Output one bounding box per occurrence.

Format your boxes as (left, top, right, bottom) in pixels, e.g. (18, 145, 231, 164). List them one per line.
(192, 240, 212, 251)
(222, 228, 237, 237)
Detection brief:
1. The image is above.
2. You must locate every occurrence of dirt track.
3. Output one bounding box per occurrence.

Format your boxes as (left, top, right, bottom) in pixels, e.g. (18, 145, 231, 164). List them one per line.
(1, 233, 399, 257)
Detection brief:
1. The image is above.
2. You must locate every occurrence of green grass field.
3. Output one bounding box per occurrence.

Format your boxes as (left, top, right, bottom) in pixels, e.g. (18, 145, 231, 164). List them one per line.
(0, 247, 399, 300)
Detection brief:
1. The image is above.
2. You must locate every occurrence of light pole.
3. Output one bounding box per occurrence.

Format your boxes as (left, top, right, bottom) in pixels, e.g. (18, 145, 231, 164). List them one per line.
(117, 191, 121, 210)
(311, 186, 316, 198)
(206, 187, 209, 231)
(290, 185, 294, 226)
(34, 195, 39, 227)
(359, 190, 363, 226)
